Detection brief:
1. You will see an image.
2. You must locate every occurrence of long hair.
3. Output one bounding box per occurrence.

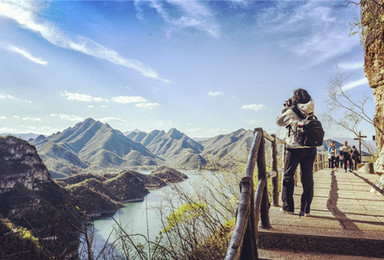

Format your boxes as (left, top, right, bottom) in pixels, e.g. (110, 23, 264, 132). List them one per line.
(292, 88, 312, 105)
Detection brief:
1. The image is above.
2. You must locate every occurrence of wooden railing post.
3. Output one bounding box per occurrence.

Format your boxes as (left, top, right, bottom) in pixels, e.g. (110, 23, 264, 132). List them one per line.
(226, 128, 284, 260)
(255, 129, 271, 230)
(225, 129, 262, 260)
(271, 134, 279, 206)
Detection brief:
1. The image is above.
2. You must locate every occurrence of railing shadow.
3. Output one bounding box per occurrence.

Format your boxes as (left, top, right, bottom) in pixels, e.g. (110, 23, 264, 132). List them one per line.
(351, 171, 384, 195)
(327, 170, 362, 232)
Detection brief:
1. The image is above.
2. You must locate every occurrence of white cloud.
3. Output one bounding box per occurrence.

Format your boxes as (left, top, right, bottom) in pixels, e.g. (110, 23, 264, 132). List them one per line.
(260, 1, 360, 66)
(135, 102, 160, 110)
(97, 117, 126, 124)
(0, 94, 15, 99)
(338, 61, 364, 71)
(137, 0, 220, 38)
(61, 90, 108, 103)
(287, 29, 358, 66)
(24, 125, 58, 136)
(208, 91, 224, 96)
(0, 94, 32, 104)
(50, 113, 85, 121)
(0, 125, 58, 136)
(0, 127, 19, 133)
(112, 96, 148, 104)
(13, 115, 20, 119)
(342, 77, 369, 91)
(0, 116, 7, 120)
(21, 117, 41, 122)
(241, 104, 265, 111)
(0, 0, 169, 83)
(3, 44, 47, 66)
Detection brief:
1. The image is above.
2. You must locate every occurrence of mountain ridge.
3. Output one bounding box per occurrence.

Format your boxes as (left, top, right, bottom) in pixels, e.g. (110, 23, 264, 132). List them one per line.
(3, 119, 375, 176)
(32, 118, 162, 177)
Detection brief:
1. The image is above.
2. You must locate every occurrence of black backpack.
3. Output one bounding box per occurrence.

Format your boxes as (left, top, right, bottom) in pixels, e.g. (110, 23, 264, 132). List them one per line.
(291, 106, 325, 146)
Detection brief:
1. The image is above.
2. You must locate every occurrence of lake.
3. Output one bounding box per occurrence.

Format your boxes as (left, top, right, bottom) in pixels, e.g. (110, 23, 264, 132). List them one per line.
(90, 170, 217, 257)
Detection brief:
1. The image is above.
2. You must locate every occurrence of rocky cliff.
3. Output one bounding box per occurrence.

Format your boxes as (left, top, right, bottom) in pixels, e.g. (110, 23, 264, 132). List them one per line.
(0, 136, 51, 193)
(362, 0, 384, 150)
(0, 136, 81, 259)
(362, 0, 384, 189)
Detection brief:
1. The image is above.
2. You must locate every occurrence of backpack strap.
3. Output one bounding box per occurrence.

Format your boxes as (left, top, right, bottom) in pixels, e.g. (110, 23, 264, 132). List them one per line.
(291, 106, 306, 119)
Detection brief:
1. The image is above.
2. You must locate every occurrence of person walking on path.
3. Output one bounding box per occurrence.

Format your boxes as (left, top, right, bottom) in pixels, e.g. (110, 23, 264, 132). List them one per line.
(339, 149, 344, 169)
(276, 89, 317, 217)
(352, 145, 360, 170)
(328, 141, 338, 172)
(339, 141, 353, 172)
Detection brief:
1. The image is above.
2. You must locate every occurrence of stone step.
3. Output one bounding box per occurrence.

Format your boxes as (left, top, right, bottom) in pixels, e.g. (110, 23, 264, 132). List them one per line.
(258, 229, 384, 258)
(255, 169, 384, 258)
(258, 248, 382, 260)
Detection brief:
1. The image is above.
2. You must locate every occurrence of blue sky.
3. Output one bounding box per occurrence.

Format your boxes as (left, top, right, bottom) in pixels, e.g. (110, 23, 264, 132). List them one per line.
(0, 0, 375, 139)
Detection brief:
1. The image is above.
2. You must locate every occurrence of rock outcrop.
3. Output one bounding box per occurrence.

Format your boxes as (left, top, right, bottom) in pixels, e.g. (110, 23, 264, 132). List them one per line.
(150, 166, 188, 184)
(0, 136, 51, 193)
(362, 0, 384, 191)
(0, 136, 81, 258)
(362, 0, 384, 150)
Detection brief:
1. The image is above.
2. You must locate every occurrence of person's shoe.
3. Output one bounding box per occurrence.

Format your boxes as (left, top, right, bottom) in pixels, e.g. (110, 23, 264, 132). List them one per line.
(345, 170, 347, 173)
(280, 208, 294, 215)
(299, 211, 310, 217)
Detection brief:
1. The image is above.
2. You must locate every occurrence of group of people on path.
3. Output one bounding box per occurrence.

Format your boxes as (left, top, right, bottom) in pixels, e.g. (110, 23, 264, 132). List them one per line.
(276, 88, 361, 219)
(328, 141, 360, 173)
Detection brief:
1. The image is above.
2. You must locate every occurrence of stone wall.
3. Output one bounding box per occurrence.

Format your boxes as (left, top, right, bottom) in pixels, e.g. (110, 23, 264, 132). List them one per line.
(362, 0, 384, 150)
(362, 0, 384, 188)
(0, 136, 51, 194)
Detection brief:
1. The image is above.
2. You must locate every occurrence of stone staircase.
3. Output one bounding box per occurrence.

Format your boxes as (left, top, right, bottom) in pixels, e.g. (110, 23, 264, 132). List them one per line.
(257, 168, 384, 258)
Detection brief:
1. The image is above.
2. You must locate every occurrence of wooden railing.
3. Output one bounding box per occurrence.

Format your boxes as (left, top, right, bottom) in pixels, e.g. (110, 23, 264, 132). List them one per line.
(224, 128, 328, 260)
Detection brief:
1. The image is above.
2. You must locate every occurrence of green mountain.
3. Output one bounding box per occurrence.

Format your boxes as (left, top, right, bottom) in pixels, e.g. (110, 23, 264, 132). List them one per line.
(32, 118, 163, 178)
(200, 129, 254, 168)
(127, 128, 206, 169)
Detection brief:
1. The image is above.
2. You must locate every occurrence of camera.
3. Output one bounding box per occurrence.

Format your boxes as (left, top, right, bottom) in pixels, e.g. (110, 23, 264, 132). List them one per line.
(283, 98, 293, 107)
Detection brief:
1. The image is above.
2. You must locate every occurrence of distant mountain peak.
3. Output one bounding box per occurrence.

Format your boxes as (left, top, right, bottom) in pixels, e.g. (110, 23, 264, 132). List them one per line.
(84, 118, 96, 124)
(32, 118, 161, 177)
(167, 128, 183, 140)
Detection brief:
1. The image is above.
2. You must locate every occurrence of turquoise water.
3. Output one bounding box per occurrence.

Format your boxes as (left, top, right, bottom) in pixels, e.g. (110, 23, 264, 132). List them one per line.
(91, 171, 212, 255)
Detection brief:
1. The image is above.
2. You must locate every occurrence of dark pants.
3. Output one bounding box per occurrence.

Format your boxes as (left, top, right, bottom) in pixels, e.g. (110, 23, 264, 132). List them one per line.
(336, 156, 340, 167)
(282, 148, 317, 214)
(343, 156, 353, 171)
(353, 159, 359, 170)
(329, 156, 337, 168)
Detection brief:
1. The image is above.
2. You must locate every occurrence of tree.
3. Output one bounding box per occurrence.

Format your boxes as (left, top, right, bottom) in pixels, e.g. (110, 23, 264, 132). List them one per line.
(322, 71, 381, 155)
